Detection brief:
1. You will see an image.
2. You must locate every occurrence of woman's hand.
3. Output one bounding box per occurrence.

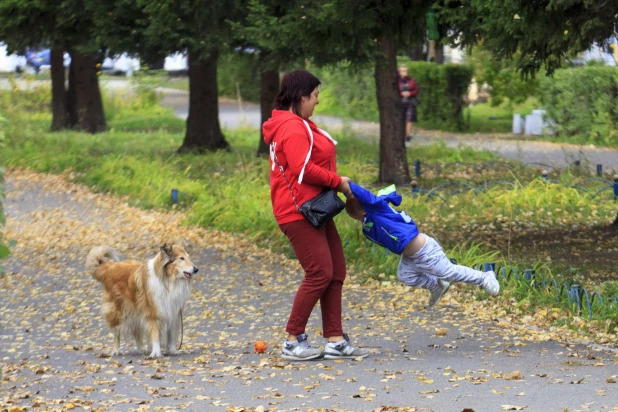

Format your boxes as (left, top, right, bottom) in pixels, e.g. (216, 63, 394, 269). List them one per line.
(336, 176, 352, 197)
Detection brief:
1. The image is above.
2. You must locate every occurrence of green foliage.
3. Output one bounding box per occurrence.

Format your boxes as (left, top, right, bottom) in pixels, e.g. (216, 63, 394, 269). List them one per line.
(539, 66, 618, 146)
(437, 0, 618, 76)
(312, 62, 380, 122)
(313, 61, 474, 131)
(466, 46, 540, 107)
(404, 61, 474, 131)
(217, 51, 261, 104)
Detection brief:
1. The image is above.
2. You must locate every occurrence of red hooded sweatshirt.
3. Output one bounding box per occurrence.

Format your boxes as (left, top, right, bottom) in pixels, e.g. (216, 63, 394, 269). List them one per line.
(263, 109, 342, 225)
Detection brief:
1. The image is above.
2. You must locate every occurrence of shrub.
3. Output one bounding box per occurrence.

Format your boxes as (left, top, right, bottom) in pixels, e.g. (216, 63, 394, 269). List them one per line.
(313, 60, 474, 131)
(539, 66, 618, 146)
(465, 46, 541, 108)
(405, 61, 474, 131)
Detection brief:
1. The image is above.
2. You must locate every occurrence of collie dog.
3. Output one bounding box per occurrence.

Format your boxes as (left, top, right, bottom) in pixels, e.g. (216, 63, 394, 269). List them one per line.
(86, 243, 198, 358)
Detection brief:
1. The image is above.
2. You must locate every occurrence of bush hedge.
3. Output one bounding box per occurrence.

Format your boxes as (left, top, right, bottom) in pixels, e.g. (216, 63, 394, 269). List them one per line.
(539, 66, 618, 146)
(312, 61, 473, 131)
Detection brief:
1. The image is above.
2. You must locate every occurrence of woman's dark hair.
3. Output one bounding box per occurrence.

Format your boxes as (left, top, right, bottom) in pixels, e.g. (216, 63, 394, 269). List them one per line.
(274, 70, 321, 117)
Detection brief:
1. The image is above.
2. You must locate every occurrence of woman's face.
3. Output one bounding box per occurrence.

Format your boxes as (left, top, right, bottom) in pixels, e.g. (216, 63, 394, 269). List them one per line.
(300, 87, 319, 118)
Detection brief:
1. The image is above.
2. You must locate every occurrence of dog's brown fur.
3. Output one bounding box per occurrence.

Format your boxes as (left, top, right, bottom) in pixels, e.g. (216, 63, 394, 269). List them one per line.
(86, 243, 198, 357)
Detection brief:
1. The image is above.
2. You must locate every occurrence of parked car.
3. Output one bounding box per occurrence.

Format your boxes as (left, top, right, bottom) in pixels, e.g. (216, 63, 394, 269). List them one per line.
(0, 42, 27, 73)
(25, 48, 51, 72)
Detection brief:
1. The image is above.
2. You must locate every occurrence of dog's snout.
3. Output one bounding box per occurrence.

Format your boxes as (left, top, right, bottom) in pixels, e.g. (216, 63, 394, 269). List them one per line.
(193, 266, 199, 273)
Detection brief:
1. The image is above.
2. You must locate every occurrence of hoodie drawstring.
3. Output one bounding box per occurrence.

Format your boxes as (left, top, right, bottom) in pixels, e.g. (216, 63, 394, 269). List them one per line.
(269, 142, 276, 171)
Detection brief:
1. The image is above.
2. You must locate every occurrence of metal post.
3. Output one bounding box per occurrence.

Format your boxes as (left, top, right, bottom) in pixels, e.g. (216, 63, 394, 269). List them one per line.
(171, 189, 179, 204)
(614, 175, 618, 201)
(571, 284, 581, 314)
(524, 269, 535, 281)
(415, 159, 421, 178)
(411, 180, 419, 195)
(541, 169, 548, 181)
(596, 164, 602, 177)
(483, 262, 495, 272)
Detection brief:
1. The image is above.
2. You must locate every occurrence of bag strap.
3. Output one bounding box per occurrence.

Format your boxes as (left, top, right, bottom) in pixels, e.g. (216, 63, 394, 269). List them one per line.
(272, 150, 302, 212)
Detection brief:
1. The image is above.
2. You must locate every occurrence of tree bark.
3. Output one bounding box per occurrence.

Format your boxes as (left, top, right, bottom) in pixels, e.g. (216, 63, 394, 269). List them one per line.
(375, 34, 411, 185)
(179, 49, 228, 153)
(50, 48, 68, 131)
(70, 50, 107, 133)
(257, 65, 279, 157)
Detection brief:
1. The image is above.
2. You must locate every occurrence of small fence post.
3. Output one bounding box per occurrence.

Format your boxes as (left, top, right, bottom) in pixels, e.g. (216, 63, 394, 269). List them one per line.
(596, 164, 602, 177)
(483, 262, 495, 272)
(570, 284, 582, 314)
(541, 169, 549, 181)
(524, 269, 535, 282)
(614, 175, 618, 201)
(415, 159, 421, 178)
(171, 188, 179, 204)
(411, 180, 419, 196)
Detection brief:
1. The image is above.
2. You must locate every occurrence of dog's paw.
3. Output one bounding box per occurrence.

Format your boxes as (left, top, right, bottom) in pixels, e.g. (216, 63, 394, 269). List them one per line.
(148, 350, 163, 359)
(167, 347, 180, 356)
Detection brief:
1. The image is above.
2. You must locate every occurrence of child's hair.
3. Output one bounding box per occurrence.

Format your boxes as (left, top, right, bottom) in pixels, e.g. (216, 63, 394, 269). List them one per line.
(345, 197, 366, 221)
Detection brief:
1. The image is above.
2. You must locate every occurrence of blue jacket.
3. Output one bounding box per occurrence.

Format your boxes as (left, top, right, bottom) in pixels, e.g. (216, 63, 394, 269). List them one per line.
(349, 183, 419, 255)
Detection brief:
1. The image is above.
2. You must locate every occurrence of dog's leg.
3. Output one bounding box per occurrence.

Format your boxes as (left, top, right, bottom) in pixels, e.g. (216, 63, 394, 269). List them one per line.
(167, 312, 180, 356)
(147, 318, 162, 358)
(111, 328, 121, 356)
(133, 327, 147, 355)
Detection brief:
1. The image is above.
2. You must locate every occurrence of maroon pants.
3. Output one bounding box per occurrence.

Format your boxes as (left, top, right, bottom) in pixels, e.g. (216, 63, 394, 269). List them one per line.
(280, 218, 347, 338)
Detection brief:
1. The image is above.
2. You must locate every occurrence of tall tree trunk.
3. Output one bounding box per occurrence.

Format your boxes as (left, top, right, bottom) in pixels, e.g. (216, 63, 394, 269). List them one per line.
(71, 50, 107, 133)
(257, 63, 279, 157)
(179, 49, 228, 153)
(375, 34, 411, 185)
(50, 48, 68, 131)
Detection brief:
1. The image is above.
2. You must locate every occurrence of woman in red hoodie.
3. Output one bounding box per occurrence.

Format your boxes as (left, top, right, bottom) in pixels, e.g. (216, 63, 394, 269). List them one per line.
(263, 70, 368, 361)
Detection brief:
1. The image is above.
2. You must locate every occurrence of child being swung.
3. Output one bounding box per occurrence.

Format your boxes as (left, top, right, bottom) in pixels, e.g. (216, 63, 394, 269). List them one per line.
(345, 183, 500, 307)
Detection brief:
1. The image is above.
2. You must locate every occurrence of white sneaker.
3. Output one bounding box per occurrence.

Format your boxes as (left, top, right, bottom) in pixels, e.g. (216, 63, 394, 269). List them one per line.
(323, 333, 369, 360)
(281, 333, 323, 361)
(428, 280, 451, 307)
(482, 271, 500, 297)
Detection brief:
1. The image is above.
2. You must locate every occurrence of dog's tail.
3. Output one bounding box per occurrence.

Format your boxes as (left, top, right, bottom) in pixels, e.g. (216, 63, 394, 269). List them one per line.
(86, 246, 122, 282)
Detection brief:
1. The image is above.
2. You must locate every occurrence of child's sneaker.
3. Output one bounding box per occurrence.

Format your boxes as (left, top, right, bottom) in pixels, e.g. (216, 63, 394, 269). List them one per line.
(281, 333, 323, 361)
(323, 333, 369, 360)
(428, 280, 451, 307)
(482, 271, 500, 297)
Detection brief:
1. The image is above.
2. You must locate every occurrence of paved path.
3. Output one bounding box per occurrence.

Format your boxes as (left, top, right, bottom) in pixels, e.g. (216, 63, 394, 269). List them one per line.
(157, 88, 618, 174)
(2, 170, 617, 412)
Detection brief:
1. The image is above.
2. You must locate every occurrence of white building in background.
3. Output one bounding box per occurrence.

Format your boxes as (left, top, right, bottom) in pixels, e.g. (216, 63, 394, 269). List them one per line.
(0, 43, 27, 73)
(443, 44, 465, 64)
(164, 52, 188, 74)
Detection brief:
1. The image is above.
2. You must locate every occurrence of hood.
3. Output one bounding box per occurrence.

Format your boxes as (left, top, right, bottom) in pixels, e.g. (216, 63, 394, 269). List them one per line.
(263, 110, 306, 145)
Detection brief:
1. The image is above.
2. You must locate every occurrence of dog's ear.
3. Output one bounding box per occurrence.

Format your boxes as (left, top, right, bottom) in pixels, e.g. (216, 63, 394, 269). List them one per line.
(179, 238, 192, 253)
(160, 243, 174, 260)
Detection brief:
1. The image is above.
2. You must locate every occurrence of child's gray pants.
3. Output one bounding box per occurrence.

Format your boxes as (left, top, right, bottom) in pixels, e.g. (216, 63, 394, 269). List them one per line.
(397, 234, 488, 290)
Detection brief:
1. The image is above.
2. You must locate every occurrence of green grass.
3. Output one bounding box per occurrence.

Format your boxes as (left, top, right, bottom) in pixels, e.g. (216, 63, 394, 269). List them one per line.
(2, 86, 618, 337)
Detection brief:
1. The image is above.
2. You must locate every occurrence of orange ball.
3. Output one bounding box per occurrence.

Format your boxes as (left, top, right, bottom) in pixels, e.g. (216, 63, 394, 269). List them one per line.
(254, 340, 267, 354)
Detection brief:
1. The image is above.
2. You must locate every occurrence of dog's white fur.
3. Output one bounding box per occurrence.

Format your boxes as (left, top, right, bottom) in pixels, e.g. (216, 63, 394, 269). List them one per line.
(86, 243, 198, 357)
